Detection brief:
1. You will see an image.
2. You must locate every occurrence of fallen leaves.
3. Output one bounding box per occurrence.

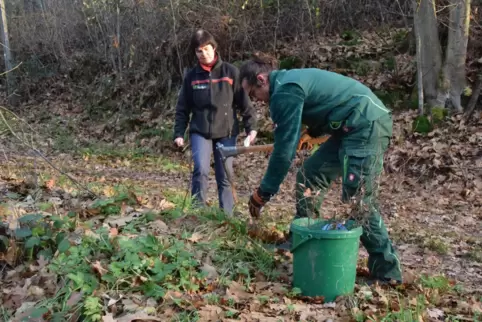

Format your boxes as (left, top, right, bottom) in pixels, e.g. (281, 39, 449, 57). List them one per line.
(197, 305, 223, 321)
(226, 281, 252, 302)
(1, 103, 482, 322)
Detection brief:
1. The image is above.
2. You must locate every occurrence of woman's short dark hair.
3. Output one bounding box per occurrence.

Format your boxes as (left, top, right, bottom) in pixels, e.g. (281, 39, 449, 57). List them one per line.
(239, 52, 279, 86)
(190, 29, 218, 52)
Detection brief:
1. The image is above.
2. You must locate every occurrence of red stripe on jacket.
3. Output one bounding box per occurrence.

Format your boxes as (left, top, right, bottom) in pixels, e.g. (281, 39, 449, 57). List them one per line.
(191, 77, 233, 86)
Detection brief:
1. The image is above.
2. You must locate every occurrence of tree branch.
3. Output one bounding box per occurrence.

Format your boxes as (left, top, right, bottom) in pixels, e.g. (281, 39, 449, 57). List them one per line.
(0, 106, 99, 198)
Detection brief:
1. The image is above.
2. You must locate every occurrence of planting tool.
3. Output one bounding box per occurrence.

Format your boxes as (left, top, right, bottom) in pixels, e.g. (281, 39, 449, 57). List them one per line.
(216, 134, 330, 203)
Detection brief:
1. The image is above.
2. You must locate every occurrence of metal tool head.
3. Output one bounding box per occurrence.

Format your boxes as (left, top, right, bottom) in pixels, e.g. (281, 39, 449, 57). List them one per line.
(215, 142, 237, 197)
(216, 142, 239, 160)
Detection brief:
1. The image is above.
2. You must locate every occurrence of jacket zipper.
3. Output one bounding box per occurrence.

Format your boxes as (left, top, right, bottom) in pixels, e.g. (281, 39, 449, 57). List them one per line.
(208, 71, 213, 137)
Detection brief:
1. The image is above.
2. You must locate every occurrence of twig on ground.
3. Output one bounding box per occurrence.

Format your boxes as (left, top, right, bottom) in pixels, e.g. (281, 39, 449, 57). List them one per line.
(0, 106, 99, 198)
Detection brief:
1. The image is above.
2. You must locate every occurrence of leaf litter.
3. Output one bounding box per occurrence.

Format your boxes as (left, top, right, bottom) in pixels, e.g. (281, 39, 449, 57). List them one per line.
(1, 109, 482, 320)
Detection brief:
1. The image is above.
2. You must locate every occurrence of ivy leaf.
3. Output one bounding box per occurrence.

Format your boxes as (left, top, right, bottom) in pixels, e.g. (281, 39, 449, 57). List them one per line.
(18, 213, 43, 224)
(0, 235, 9, 248)
(58, 238, 70, 253)
(15, 227, 32, 239)
(25, 236, 41, 249)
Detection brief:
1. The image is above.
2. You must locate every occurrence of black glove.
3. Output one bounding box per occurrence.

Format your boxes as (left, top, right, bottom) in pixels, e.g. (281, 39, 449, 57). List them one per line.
(248, 187, 273, 219)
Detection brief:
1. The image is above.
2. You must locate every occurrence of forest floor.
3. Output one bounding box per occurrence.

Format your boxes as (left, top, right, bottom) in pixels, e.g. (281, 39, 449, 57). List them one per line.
(1, 106, 481, 322)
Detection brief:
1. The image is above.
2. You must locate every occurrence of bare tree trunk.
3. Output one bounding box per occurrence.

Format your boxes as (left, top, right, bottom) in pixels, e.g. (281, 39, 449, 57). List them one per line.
(115, 0, 122, 77)
(0, 0, 19, 106)
(417, 0, 446, 107)
(413, 0, 425, 115)
(465, 73, 482, 121)
(444, 0, 471, 113)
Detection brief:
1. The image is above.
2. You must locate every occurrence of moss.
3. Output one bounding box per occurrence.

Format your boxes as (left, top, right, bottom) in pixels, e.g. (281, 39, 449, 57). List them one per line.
(340, 29, 361, 46)
(373, 90, 404, 109)
(382, 55, 396, 72)
(408, 86, 420, 110)
(393, 29, 409, 43)
(258, 130, 274, 143)
(279, 56, 303, 70)
(412, 115, 433, 134)
(431, 106, 448, 125)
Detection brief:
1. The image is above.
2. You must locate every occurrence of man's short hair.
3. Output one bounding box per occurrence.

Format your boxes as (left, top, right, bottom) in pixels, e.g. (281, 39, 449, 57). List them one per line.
(239, 52, 279, 86)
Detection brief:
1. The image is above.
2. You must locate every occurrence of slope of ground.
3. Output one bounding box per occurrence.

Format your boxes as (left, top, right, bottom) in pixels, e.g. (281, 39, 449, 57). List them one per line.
(1, 106, 481, 321)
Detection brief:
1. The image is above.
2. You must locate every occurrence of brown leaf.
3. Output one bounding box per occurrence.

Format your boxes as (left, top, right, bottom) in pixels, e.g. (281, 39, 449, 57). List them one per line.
(201, 262, 218, 280)
(4, 240, 19, 266)
(115, 312, 164, 322)
(37, 256, 49, 268)
(109, 227, 118, 237)
(102, 313, 117, 322)
(105, 213, 140, 228)
(44, 179, 55, 190)
(402, 269, 418, 285)
(158, 199, 175, 211)
(427, 307, 444, 319)
(92, 261, 108, 277)
(197, 305, 223, 322)
(225, 281, 253, 302)
(11, 302, 44, 322)
(151, 219, 169, 234)
(27, 285, 45, 299)
(187, 232, 203, 243)
(66, 292, 84, 307)
(238, 312, 280, 321)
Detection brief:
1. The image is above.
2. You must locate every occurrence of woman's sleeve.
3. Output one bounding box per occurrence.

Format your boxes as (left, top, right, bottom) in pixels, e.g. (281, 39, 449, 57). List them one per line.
(173, 75, 192, 140)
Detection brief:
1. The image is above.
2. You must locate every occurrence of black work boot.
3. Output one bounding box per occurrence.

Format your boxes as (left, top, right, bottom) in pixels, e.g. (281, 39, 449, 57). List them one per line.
(365, 277, 402, 287)
(275, 231, 293, 251)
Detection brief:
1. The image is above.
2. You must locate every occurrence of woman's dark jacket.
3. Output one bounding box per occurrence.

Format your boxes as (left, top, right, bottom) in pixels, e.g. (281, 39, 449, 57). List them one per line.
(173, 56, 257, 140)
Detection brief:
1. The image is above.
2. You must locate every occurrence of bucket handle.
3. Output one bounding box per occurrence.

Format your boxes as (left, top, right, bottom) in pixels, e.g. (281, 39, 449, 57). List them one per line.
(290, 234, 314, 253)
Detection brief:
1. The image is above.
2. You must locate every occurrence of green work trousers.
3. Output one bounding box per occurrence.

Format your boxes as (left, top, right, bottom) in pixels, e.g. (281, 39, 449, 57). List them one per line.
(295, 113, 402, 282)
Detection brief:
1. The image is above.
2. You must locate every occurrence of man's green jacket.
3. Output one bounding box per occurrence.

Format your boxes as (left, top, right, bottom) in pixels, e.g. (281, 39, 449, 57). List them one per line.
(260, 68, 392, 195)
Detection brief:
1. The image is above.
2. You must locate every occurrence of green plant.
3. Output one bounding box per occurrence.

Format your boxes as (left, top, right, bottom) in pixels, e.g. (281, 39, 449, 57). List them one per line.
(431, 106, 448, 125)
(13, 213, 74, 261)
(83, 296, 102, 322)
(412, 115, 433, 134)
(419, 274, 453, 293)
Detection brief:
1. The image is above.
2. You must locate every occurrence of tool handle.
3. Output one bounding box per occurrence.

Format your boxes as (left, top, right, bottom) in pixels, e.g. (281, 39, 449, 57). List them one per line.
(235, 144, 274, 154)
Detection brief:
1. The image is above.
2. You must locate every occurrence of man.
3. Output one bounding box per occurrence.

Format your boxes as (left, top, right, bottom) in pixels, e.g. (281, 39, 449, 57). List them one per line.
(239, 53, 402, 285)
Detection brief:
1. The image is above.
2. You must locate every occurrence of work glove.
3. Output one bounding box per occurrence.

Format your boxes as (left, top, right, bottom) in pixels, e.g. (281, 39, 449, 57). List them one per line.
(248, 187, 272, 219)
(297, 128, 330, 151)
(297, 129, 316, 150)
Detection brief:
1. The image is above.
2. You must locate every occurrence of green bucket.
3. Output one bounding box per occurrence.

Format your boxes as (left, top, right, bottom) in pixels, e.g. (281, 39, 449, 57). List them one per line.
(290, 218, 363, 302)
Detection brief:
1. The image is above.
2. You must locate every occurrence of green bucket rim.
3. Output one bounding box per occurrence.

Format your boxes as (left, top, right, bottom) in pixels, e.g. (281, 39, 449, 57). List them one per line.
(290, 218, 363, 240)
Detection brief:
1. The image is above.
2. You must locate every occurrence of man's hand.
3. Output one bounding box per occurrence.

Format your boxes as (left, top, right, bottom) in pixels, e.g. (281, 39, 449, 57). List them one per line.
(248, 187, 271, 219)
(297, 130, 314, 150)
(174, 137, 184, 147)
(297, 129, 329, 151)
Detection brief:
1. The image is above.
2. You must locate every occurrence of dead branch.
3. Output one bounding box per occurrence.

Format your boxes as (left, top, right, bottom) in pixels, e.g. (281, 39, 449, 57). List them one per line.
(0, 106, 99, 198)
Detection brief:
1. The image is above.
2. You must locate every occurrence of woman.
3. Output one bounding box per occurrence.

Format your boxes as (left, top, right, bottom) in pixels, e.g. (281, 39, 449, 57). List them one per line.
(173, 29, 257, 215)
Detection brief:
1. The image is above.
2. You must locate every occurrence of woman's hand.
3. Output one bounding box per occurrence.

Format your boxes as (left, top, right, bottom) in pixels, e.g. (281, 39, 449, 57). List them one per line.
(247, 130, 257, 144)
(174, 137, 184, 147)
